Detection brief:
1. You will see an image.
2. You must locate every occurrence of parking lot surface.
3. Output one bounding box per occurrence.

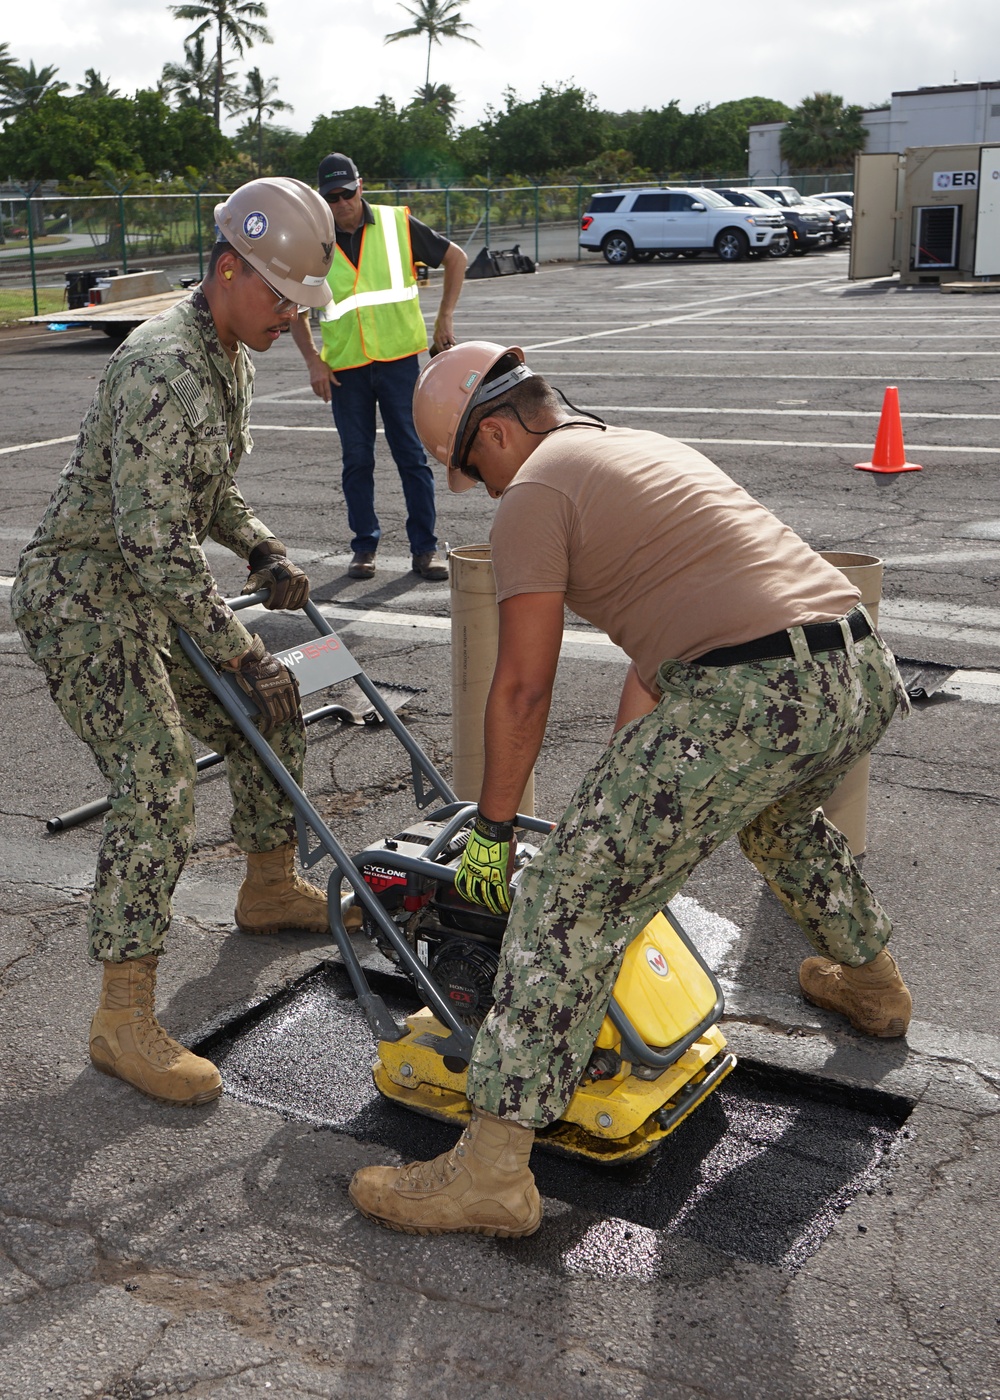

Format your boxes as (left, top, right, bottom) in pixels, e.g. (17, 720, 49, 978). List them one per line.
(1, 246, 999, 1399)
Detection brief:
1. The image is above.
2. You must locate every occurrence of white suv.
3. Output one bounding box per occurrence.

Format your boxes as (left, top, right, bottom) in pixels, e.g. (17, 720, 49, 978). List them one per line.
(579, 187, 788, 263)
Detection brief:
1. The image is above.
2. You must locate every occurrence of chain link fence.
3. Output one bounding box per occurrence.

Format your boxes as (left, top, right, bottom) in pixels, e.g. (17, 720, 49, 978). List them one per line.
(0, 173, 854, 328)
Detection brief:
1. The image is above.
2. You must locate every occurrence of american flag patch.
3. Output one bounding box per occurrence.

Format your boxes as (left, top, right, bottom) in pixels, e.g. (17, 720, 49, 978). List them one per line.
(168, 369, 208, 427)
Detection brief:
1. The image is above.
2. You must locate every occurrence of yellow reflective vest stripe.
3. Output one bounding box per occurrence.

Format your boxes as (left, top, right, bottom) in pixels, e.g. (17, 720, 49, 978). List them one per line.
(318, 204, 428, 371)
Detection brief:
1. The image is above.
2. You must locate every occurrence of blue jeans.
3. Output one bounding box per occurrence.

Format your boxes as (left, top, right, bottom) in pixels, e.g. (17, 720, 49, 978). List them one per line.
(329, 355, 438, 556)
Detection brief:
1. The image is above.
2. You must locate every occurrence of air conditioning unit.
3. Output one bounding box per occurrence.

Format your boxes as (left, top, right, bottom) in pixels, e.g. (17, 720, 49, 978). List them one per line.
(911, 204, 961, 269)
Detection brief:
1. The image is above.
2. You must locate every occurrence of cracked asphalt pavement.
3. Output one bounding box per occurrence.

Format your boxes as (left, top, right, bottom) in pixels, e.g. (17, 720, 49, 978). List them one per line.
(0, 247, 998, 1399)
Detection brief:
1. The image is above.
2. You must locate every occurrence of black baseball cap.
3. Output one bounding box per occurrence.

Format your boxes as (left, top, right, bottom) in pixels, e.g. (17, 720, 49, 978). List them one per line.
(318, 153, 360, 197)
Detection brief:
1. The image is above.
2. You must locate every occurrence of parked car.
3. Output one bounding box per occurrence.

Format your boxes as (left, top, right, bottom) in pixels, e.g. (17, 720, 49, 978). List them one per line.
(712, 188, 791, 258)
(754, 186, 835, 253)
(579, 186, 788, 263)
(812, 194, 854, 244)
(816, 190, 854, 210)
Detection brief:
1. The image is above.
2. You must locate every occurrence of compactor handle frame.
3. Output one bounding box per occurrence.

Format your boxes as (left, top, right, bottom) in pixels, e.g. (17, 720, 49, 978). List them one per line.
(177, 591, 549, 1062)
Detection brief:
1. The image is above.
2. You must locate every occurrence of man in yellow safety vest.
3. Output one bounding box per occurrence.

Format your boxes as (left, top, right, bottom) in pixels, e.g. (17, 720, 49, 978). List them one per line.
(290, 152, 467, 581)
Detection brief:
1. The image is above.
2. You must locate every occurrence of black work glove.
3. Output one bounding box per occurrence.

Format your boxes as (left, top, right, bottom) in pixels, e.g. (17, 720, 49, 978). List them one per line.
(230, 634, 301, 735)
(454, 811, 516, 915)
(243, 539, 310, 611)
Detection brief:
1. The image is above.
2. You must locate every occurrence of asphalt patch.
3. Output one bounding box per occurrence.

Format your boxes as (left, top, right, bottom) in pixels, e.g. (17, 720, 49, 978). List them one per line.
(202, 964, 911, 1273)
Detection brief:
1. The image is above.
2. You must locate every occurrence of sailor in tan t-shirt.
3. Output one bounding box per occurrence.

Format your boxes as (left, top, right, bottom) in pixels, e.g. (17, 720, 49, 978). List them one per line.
(348, 340, 912, 1240)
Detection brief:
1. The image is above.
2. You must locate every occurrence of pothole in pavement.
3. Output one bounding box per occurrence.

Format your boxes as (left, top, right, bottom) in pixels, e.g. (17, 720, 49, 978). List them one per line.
(199, 964, 912, 1274)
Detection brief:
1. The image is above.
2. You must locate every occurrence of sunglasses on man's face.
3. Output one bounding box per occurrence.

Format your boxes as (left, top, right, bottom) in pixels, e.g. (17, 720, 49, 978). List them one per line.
(326, 187, 358, 204)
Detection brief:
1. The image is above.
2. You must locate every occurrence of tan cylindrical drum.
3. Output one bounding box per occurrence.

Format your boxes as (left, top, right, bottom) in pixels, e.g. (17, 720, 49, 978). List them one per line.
(449, 545, 535, 814)
(818, 552, 884, 856)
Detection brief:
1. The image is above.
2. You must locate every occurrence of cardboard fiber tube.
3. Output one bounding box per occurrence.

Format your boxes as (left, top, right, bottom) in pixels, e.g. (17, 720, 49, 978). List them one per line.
(449, 544, 534, 814)
(818, 552, 885, 857)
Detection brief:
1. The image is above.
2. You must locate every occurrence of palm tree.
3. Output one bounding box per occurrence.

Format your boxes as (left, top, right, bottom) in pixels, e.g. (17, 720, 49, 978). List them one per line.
(0, 59, 68, 121)
(0, 43, 17, 87)
(161, 33, 230, 115)
(169, 0, 272, 128)
(413, 80, 457, 125)
(76, 69, 120, 99)
(385, 0, 479, 90)
(780, 92, 867, 173)
(227, 66, 292, 175)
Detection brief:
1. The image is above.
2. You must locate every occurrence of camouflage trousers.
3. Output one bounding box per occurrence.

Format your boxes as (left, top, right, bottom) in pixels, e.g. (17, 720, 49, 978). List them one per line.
(28, 624, 305, 963)
(466, 621, 908, 1127)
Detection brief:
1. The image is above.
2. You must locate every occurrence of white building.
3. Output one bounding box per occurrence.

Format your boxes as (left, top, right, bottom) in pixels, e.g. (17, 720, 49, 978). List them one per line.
(748, 82, 1000, 181)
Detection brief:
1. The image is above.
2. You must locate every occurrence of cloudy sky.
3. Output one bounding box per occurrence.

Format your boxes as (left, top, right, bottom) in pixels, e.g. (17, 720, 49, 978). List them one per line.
(6, 0, 1000, 134)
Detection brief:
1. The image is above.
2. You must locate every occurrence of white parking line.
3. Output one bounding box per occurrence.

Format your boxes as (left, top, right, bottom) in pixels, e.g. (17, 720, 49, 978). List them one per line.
(0, 435, 76, 456)
(535, 348, 1000, 356)
(1, 575, 998, 662)
(680, 436, 1000, 453)
(4, 425, 992, 457)
(579, 404, 1000, 422)
(524, 275, 845, 351)
(536, 372, 1000, 383)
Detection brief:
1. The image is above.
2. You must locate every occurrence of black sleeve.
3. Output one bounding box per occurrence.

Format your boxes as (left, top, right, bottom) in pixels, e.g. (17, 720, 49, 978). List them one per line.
(407, 215, 452, 268)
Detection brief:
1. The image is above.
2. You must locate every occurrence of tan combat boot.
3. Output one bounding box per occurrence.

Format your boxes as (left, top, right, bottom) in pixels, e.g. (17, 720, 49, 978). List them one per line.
(348, 1112, 542, 1238)
(799, 948, 912, 1038)
(234, 842, 329, 935)
(89, 956, 222, 1106)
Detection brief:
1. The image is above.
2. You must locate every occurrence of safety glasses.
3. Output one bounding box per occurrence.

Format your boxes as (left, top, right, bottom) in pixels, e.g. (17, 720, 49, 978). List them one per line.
(240, 258, 298, 314)
(325, 187, 359, 205)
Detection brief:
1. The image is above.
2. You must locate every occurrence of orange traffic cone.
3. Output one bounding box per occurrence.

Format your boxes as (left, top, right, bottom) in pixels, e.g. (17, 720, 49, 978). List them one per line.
(855, 387, 922, 474)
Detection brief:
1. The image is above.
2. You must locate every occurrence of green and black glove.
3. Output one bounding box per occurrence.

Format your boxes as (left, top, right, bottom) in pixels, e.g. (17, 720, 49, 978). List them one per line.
(454, 811, 516, 915)
(243, 539, 310, 611)
(231, 634, 301, 736)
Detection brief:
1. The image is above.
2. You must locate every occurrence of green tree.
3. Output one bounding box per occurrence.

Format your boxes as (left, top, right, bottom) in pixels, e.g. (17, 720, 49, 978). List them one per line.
(0, 89, 230, 181)
(484, 84, 609, 178)
(780, 92, 867, 172)
(76, 69, 120, 99)
(399, 99, 454, 180)
(161, 34, 230, 115)
(385, 0, 479, 89)
(168, 0, 272, 128)
(696, 96, 792, 173)
(0, 60, 68, 122)
(231, 121, 302, 177)
(623, 101, 688, 174)
(414, 81, 458, 127)
(298, 97, 406, 184)
(227, 66, 292, 175)
(133, 89, 231, 175)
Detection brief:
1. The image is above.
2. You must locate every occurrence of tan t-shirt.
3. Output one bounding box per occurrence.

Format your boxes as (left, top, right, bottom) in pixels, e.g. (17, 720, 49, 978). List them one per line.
(489, 425, 860, 689)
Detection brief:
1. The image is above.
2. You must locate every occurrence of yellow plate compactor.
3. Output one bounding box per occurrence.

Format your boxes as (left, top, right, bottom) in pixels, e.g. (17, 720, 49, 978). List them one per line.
(355, 816, 735, 1166)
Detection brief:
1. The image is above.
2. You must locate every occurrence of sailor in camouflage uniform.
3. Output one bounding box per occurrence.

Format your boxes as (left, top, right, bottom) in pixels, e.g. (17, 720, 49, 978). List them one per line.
(348, 340, 914, 1240)
(12, 178, 338, 1108)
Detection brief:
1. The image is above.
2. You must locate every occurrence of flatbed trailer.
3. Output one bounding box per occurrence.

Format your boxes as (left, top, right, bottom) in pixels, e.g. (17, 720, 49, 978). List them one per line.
(20, 269, 188, 342)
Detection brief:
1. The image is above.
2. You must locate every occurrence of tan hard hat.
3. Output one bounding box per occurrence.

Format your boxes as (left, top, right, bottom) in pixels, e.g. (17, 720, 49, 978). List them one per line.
(412, 341, 534, 492)
(214, 177, 336, 309)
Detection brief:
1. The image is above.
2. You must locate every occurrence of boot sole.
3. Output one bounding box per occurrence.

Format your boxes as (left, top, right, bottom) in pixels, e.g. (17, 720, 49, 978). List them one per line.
(801, 990, 910, 1038)
(91, 1057, 223, 1107)
(235, 921, 330, 936)
(234, 904, 329, 936)
(348, 1185, 542, 1238)
(350, 1203, 542, 1238)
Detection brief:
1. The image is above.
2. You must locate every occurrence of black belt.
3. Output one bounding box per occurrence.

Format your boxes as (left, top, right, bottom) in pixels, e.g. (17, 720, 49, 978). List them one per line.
(693, 608, 872, 667)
